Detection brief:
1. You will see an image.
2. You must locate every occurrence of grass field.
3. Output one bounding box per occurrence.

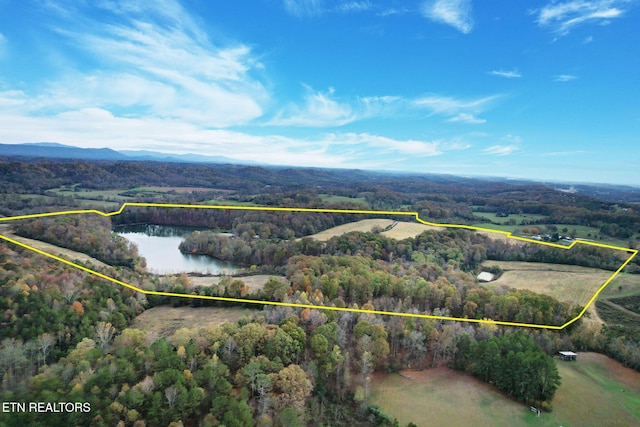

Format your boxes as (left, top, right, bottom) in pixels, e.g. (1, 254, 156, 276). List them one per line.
(472, 212, 547, 224)
(318, 194, 369, 207)
(131, 306, 250, 336)
(306, 219, 441, 241)
(371, 352, 640, 427)
(470, 221, 636, 248)
(480, 261, 615, 308)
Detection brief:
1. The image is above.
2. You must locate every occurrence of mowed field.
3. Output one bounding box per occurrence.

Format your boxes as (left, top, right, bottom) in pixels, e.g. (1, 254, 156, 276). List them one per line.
(481, 261, 617, 309)
(131, 306, 250, 336)
(371, 352, 640, 427)
(307, 219, 442, 241)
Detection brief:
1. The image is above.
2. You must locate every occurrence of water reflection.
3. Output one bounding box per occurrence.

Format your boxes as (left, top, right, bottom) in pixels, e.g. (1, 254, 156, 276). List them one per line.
(115, 225, 239, 275)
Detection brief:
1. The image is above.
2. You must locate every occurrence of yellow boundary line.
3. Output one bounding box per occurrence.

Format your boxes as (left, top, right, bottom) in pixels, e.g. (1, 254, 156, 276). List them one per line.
(0, 202, 636, 330)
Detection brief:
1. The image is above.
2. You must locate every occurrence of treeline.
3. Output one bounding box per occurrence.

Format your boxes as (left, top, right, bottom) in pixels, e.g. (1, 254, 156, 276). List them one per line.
(457, 332, 560, 407)
(3, 236, 639, 426)
(3, 159, 639, 231)
(113, 206, 389, 239)
(179, 225, 638, 273)
(0, 243, 148, 382)
(12, 216, 145, 268)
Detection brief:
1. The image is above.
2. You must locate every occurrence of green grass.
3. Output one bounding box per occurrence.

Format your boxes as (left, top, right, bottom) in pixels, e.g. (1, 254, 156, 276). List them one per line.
(318, 194, 369, 207)
(202, 199, 258, 206)
(600, 273, 640, 299)
(472, 212, 547, 224)
(371, 353, 640, 427)
(469, 221, 634, 248)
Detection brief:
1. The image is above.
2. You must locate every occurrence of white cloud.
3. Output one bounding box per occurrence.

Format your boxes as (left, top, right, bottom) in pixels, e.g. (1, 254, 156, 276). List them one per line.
(447, 113, 486, 124)
(536, 1, 629, 34)
(0, 104, 449, 169)
(422, 0, 474, 34)
(268, 86, 357, 127)
(488, 70, 522, 78)
(413, 94, 498, 124)
(554, 74, 578, 81)
(336, 1, 372, 12)
(283, 0, 324, 17)
(35, 0, 267, 127)
(334, 133, 442, 156)
(483, 144, 519, 156)
(583, 35, 594, 43)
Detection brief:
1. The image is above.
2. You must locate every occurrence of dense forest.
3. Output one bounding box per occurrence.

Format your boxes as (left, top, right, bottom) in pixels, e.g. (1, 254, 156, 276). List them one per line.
(2, 160, 640, 242)
(1, 158, 640, 425)
(1, 241, 567, 426)
(12, 216, 145, 269)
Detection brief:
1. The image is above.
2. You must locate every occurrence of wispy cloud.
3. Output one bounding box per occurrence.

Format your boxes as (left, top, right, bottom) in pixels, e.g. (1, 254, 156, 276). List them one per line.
(336, 1, 373, 13)
(554, 74, 578, 81)
(283, 0, 324, 17)
(583, 35, 594, 43)
(414, 94, 498, 122)
(328, 133, 442, 156)
(377, 7, 411, 17)
(269, 90, 498, 127)
(0, 100, 452, 169)
(447, 113, 486, 124)
(268, 86, 357, 127)
(483, 144, 519, 156)
(536, 1, 630, 34)
(283, 0, 373, 17)
(488, 69, 522, 78)
(422, 0, 474, 34)
(23, 0, 268, 127)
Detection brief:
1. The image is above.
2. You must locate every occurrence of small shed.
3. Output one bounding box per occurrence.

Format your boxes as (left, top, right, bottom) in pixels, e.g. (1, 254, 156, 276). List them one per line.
(477, 271, 495, 282)
(558, 351, 578, 361)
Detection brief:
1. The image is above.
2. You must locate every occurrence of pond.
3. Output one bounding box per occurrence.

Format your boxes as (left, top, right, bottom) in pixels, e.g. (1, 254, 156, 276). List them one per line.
(115, 224, 240, 275)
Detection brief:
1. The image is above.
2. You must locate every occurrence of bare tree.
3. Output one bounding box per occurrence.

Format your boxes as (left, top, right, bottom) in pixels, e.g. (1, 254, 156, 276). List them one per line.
(36, 333, 55, 366)
(165, 385, 178, 407)
(94, 322, 116, 350)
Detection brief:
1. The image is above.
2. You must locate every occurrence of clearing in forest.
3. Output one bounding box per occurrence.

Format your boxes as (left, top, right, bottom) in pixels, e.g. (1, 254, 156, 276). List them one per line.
(480, 261, 614, 308)
(371, 352, 640, 427)
(305, 219, 442, 241)
(131, 306, 250, 337)
(0, 202, 636, 330)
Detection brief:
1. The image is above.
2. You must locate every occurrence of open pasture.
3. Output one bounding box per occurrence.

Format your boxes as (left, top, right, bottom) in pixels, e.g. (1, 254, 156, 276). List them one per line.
(481, 260, 614, 308)
(307, 219, 441, 241)
(371, 352, 640, 426)
(130, 306, 250, 336)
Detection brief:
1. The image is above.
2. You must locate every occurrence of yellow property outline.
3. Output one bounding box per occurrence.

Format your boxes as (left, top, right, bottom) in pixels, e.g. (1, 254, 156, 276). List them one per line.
(0, 202, 637, 330)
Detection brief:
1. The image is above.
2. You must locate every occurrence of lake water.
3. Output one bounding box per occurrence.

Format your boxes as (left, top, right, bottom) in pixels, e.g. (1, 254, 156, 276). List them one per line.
(115, 224, 240, 275)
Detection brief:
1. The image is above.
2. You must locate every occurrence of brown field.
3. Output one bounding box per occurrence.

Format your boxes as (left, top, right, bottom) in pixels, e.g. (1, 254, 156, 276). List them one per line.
(0, 225, 109, 269)
(307, 219, 441, 241)
(481, 260, 614, 309)
(381, 221, 443, 239)
(131, 306, 249, 336)
(184, 274, 287, 293)
(371, 352, 640, 427)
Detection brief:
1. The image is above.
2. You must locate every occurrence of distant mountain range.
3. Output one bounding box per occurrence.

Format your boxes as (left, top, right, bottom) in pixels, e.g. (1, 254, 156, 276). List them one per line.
(0, 142, 257, 165)
(1, 142, 639, 202)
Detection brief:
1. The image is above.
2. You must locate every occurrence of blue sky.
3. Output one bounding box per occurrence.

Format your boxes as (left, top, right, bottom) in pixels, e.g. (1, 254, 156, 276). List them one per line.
(0, 1, 638, 185)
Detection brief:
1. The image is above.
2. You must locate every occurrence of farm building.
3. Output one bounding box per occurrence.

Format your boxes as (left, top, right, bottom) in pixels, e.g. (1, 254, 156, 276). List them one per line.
(558, 351, 578, 361)
(477, 271, 495, 282)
